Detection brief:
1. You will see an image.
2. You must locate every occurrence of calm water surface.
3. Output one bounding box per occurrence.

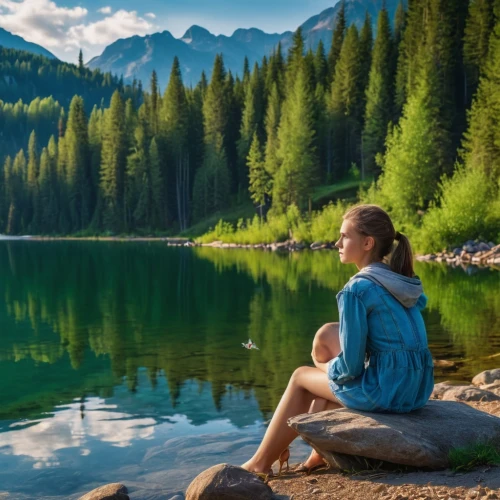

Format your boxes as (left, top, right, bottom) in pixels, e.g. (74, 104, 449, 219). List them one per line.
(0, 241, 499, 499)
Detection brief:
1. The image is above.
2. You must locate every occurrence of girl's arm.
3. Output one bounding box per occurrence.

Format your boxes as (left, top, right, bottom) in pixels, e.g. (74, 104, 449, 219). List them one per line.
(328, 290, 369, 385)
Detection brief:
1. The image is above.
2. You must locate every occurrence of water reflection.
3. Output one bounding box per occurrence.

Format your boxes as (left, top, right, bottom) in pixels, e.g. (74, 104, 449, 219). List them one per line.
(0, 242, 498, 497)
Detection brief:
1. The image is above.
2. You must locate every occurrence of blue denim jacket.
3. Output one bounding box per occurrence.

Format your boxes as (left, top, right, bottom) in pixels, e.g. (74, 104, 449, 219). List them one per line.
(327, 263, 434, 413)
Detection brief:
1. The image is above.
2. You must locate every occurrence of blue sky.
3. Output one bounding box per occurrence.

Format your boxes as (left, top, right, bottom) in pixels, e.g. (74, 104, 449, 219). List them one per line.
(0, 0, 337, 62)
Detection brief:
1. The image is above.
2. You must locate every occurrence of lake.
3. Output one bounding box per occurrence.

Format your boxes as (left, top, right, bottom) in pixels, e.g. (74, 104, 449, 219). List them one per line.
(0, 241, 499, 499)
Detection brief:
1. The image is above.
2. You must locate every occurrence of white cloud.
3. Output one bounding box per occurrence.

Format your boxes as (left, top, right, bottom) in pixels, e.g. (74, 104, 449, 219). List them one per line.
(0, 398, 155, 466)
(0, 0, 87, 48)
(68, 10, 154, 46)
(98, 6, 112, 15)
(0, 0, 156, 62)
(144, 12, 156, 19)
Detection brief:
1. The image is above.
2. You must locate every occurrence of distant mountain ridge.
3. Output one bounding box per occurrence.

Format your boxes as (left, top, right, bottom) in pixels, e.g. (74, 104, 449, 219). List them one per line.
(1, 0, 404, 89)
(0, 27, 57, 60)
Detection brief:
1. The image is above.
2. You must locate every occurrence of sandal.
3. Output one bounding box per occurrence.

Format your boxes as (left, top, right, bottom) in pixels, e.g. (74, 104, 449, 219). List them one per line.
(251, 469, 274, 484)
(278, 447, 290, 476)
(292, 460, 329, 475)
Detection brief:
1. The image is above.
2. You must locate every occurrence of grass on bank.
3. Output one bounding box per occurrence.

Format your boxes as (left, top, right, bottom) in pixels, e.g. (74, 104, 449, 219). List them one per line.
(449, 443, 500, 472)
(182, 178, 371, 240)
(192, 178, 373, 245)
(195, 202, 349, 245)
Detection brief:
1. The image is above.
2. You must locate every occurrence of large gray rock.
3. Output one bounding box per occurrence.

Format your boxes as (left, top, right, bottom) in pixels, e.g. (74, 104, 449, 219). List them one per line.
(78, 483, 129, 500)
(185, 464, 274, 500)
(288, 401, 500, 470)
(473, 369, 500, 387)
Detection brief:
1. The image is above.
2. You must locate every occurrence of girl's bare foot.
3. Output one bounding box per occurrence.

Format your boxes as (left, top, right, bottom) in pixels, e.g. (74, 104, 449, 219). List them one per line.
(241, 459, 272, 475)
(301, 449, 326, 469)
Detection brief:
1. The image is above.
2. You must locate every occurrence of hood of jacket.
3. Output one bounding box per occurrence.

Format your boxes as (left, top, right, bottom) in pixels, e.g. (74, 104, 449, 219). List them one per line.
(355, 262, 423, 308)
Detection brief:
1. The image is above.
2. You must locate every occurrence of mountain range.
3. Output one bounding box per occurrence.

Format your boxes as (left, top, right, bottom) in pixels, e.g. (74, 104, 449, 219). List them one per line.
(87, 0, 404, 88)
(0, 27, 57, 60)
(0, 0, 404, 90)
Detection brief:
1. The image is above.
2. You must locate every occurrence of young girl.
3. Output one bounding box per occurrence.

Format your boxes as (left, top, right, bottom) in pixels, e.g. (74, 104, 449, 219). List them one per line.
(241, 204, 434, 477)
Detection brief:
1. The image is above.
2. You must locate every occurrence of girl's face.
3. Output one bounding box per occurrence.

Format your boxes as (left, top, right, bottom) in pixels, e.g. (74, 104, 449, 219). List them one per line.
(335, 219, 375, 270)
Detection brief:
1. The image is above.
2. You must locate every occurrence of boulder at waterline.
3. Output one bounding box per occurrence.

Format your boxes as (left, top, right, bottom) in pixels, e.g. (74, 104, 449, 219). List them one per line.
(186, 463, 274, 500)
(473, 369, 500, 387)
(78, 483, 129, 500)
(288, 401, 500, 470)
(440, 386, 500, 402)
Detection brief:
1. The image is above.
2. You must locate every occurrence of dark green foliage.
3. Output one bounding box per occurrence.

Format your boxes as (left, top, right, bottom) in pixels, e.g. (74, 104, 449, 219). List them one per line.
(362, 6, 394, 175)
(328, 0, 347, 82)
(358, 12, 374, 103)
(161, 57, 189, 229)
(100, 91, 127, 232)
(449, 443, 500, 472)
(329, 25, 363, 179)
(0, 2, 496, 245)
(0, 47, 140, 111)
(248, 133, 271, 205)
(65, 96, 91, 231)
(463, 0, 495, 102)
(273, 64, 316, 213)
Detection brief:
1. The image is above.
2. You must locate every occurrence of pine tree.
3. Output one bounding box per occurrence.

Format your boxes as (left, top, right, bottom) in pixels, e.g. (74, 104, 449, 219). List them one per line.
(265, 43, 285, 99)
(328, 24, 363, 179)
(461, 2, 500, 180)
(150, 70, 160, 135)
(328, 0, 347, 82)
(26, 130, 39, 231)
(264, 82, 281, 181)
(286, 28, 305, 93)
(46, 135, 59, 232)
(78, 49, 84, 71)
(243, 56, 251, 85)
(377, 55, 448, 226)
(394, 0, 424, 116)
(362, 6, 394, 176)
(193, 55, 231, 219)
(130, 112, 162, 229)
(88, 105, 103, 211)
(65, 95, 90, 231)
(273, 65, 316, 213)
(394, 0, 406, 49)
(314, 39, 328, 88)
(237, 63, 262, 192)
(56, 134, 70, 233)
(2, 156, 13, 233)
(248, 132, 270, 207)
(223, 70, 240, 196)
(100, 90, 126, 232)
(38, 147, 52, 232)
(7, 150, 26, 234)
(161, 56, 189, 229)
(463, 0, 495, 101)
(359, 11, 373, 100)
(126, 107, 148, 228)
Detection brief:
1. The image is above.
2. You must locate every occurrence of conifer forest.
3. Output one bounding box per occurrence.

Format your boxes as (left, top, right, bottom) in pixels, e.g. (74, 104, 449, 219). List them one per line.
(0, 0, 499, 250)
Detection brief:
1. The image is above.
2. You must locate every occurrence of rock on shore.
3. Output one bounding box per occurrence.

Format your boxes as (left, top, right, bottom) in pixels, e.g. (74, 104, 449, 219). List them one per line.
(416, 240, 500, 267)
(288, 400, 500, 470)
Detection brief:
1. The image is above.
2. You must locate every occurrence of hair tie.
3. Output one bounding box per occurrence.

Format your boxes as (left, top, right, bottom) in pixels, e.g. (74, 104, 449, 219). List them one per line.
(395, 231, 402, 241)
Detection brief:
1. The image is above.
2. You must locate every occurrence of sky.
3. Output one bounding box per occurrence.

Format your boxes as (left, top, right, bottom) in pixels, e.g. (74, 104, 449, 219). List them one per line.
(0, 0, 338, 63)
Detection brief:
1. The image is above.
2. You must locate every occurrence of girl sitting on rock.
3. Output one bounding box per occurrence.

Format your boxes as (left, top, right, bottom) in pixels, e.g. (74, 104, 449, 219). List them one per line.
(242, 204, 434, 478)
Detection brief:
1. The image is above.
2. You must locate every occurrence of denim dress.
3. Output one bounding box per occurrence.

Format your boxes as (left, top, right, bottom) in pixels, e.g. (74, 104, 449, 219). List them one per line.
(327, 263, 434, 413)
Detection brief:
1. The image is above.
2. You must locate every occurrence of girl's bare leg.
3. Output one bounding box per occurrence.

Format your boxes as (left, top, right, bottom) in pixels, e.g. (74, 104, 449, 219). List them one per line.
(303, 322, 343, 468)
(241, 322, 342, 474)
(301, 398, 341, 468)
(312, 322, 340, 363)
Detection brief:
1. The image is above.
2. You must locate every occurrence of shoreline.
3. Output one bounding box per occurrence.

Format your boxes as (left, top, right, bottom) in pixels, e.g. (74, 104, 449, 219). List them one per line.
(1, 235, 499, 270)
